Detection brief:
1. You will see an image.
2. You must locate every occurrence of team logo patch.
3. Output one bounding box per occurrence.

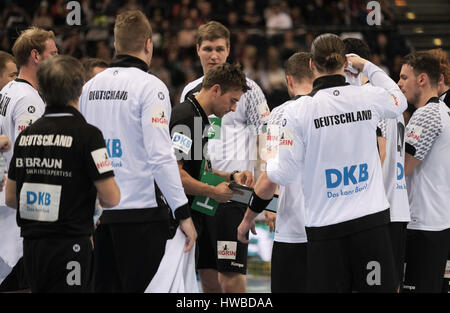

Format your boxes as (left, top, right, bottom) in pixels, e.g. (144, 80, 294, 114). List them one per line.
(405, 125, 423, 145)
(258, 102, 270, 120)
(217, 241, 237, 260)
(151, 106, 169, 128)
(333, 90, 340, 96)
(73, 244, 80, 253)
(158, 91, 165, 100)
(279, 128, 293, 148)
(27, 106, 35, 113)
(91, 148, 113, 174)
(19, 183, 62, 222)
(172, 132, 192, 154)
(17, 115, 37, 133)
(282, 118, 287, 127)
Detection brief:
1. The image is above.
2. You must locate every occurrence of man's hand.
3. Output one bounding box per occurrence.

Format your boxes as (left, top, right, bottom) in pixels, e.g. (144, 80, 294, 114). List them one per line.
(0, 135, 11, 153)
(210, 182, 234, 203)
(179, 217, 198, 252)
(237, 215, 257, 244)
(234, 170, 255, 187)
(346, 54, 368, 73)
(264, 211, 276, 232)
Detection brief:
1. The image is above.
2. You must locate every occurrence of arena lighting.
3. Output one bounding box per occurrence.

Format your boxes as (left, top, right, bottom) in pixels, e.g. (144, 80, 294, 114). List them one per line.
(406, 12, 416, 19)
(415, 27, 424, 33)
(395, 0, 407, 6)
(433, 38, 443, 46)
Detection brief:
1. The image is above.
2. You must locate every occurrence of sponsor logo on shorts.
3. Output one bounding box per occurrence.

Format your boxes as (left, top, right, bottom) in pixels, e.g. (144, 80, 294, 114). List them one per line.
(231, 261, 244, 268)
(217, 241, 237, 260)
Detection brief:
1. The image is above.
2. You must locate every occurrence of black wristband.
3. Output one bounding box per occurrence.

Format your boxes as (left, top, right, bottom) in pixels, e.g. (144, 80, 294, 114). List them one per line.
(248, 191, 273, 213)
(174, 203, 191, 221)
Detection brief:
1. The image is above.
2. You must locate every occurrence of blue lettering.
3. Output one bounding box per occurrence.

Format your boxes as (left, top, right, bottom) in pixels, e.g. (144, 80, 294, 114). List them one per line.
(173, 134, 180, 143)
(397, 162, 404, 180)
(326, 169, 342, 188)
(326, 163, 369, 188)
(343, 165, 357, 186)
(359, 163, 369, 182)
(112, 139, 122, 157)
(105, 139, 122, 157)
(38, 192, 44, 205)
(45, 193, 51, 205)
(27, 191, 37, 204)
(105, 139, 111, 157)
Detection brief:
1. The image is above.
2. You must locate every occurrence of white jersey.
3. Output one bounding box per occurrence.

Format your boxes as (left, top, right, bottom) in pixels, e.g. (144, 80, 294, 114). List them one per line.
(180, 76, 269, 173)
(405, 98, 450, 231)
(79, 56, 188, 217)
(266, 98, 307, 243)
(0, 79, 45, 206)
(266, 62, 407, 239)
(377, 117, 411, 222)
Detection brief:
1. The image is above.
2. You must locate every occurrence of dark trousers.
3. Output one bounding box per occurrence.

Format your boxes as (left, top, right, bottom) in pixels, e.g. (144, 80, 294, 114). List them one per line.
(93, 221, 168, 293)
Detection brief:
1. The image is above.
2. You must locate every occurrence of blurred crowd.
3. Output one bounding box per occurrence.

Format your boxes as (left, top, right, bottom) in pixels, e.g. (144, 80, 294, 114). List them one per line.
(0, 0, 410, 107)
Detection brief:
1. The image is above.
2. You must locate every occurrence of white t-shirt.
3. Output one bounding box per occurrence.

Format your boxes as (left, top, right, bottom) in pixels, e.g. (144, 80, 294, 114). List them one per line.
(377, 117, 411, 222)
(267, 62, 407, 229)
(180, 77, 270, 173)
(266, 98, 307, 243)
(79, 64, 188, 215)
(405, 99, 450, 231)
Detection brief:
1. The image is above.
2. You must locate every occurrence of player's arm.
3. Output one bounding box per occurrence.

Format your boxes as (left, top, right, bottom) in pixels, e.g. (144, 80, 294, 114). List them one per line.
(177, 160, 233, 203)
(5, 178, 17, 209)
(94, 177, 120, 208)
(404, 106, 441, 176)
(377, 119, 387, 166)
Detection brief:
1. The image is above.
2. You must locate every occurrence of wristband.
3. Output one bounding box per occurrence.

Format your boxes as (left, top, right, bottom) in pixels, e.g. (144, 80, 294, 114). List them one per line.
(248, 191, 273, 213)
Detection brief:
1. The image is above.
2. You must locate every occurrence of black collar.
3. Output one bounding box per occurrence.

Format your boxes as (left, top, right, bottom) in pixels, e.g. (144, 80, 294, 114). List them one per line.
(15, 78, 33, 88)
(310, 75, 348, 96)
(427, 97, 440, 104)
(187, 94, 210, 127)
(44, 105, 86, 122)
(109, 55, 149, 72)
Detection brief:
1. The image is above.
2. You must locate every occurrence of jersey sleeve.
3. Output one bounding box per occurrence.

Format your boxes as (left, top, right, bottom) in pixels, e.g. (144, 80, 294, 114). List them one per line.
(7, 136, 21, 181)
(266, 104, 304, 186)
(141, 82, 190, 219)
(377, 119, 387, 138)
(85, 126, 115, 181)
(244, 79, 270, 135)
(12, 95, 45, 140)
(404, 104, 442, 160)
(362, 62, 407, 120)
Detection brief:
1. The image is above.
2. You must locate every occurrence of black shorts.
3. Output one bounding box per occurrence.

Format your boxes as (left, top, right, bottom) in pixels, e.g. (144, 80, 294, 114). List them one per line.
(306, 223, 397, 293)
(23, 236, 93, 293)
(404, 228, 450, 293)
(271, 241, 307, 293)
(388, 222, 407, 287)
(93, 221, 168, 292)
(0, 257, 29, 292)
(192, 202, 248, 274)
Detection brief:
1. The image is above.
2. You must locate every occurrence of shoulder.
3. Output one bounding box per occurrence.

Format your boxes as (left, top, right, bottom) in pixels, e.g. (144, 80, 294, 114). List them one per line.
(171, 100, 195, 125)
(181, 77, 204, 101)
(244, 77, 265, 97)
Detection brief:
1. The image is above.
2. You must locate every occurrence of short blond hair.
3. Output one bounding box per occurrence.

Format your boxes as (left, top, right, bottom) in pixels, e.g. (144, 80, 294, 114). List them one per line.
(197, 21, 230, 47)
(114, 10, 152, 54)
(12, 27, 55, 67)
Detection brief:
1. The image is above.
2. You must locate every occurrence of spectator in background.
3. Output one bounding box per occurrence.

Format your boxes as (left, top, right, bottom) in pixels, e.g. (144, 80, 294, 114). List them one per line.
(82, 57, 108, 81)
(0, 51, 17, 89)
(50, 0, 67, 26)
(32, 1, 54, 28)
(265, 0, 293, 38)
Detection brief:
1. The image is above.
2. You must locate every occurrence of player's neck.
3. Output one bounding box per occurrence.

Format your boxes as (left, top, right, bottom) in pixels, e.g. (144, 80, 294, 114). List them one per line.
(194, 89, 212, 116)
(416, 86, 439, 108)
(17, 66, 38, 90)
(291, 82, 313, 97)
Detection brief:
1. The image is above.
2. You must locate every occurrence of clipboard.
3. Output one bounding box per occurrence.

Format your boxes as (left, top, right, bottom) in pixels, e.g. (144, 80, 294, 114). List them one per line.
(228, 182, 253, 205)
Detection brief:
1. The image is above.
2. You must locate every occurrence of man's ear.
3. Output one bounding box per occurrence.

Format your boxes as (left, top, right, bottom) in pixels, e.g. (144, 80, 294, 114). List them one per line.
(417, 73, 428, 87)
(145, 37, 152, 53)
(30, 49, 40, 65)
(286, 75, 293, 89)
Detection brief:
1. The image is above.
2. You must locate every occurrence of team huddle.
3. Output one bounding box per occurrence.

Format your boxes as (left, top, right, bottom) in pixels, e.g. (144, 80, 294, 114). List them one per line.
(0, 9, 449, 293)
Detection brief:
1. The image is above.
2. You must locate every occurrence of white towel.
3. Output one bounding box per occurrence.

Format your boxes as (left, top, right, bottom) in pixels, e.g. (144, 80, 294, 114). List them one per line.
(0, 205, 23, 284)
(145, 227, 198, 293)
